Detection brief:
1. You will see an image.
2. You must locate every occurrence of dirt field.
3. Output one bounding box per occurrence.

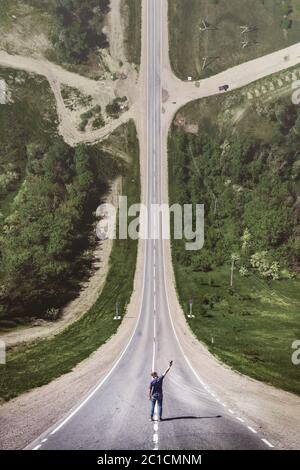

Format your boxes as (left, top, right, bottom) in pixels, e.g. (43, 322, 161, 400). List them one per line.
(0, 1, 52, 57)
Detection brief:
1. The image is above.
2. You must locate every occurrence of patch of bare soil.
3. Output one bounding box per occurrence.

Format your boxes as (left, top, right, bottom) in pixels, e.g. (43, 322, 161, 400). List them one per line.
(0, 4, 52, 57)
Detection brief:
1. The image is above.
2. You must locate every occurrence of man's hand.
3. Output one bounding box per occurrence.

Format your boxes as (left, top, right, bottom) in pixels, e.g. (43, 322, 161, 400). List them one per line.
(163, 360, 173, 377)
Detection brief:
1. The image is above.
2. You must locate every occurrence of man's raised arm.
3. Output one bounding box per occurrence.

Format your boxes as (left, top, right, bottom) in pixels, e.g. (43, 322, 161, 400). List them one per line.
(163, 361, 173, 377)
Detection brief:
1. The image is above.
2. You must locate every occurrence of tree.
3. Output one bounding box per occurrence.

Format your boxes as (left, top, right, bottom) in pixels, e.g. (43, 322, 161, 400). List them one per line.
(241, 228, 252, 253)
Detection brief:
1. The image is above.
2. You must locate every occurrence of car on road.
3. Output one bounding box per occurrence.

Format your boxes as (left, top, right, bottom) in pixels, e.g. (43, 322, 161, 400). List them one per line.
(219, 84, 229, 92)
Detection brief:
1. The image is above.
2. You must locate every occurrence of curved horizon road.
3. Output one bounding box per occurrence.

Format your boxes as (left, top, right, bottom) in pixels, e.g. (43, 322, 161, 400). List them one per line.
(30, 0, 269, 450)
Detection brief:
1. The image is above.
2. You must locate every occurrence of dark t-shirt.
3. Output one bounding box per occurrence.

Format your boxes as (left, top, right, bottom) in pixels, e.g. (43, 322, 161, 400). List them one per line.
(150, 376, 164, 398)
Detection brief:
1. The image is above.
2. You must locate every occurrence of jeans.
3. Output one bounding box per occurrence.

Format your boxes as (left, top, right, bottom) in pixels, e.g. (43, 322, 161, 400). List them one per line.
(151, 395, 163, 419)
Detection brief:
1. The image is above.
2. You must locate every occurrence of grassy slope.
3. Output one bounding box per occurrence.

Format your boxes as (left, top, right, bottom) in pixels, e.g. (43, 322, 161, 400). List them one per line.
(174, 264, 300, 394)
(169, 0, 300, 80)
(169, 78, 300, 395)
(0, 121, 140, 401)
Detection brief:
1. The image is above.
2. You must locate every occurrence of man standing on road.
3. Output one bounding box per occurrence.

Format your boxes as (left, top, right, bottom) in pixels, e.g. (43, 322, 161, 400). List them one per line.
(149, 361, 173, 421)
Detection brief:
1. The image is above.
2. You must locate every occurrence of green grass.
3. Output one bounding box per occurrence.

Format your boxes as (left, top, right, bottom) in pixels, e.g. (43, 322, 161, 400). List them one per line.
(169, 0, 300, 80)
(173, 263, 300, 395)
(123, 0, 141, 66)
(0, 120, 140, 401)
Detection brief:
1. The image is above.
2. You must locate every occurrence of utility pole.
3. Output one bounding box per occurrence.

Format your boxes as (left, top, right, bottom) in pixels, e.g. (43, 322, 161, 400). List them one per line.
(240, 25, 257, 34)
(202, 56, 220, 70)
(199, 19, 218, 32)
(230, 258, 235, 288)
(230, 254, 240, 288)
(241, 39, 258, 49)
(240, 25, 257, 49)
(212, 192, 218, 216)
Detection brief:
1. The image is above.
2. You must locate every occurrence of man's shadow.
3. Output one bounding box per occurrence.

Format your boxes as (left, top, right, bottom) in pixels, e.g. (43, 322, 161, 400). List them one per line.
(161, 415, 222, 422)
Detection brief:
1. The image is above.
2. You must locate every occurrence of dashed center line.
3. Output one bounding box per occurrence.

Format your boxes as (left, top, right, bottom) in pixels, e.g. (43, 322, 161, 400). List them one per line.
(236, 417, 245, 423)
(248, 426, 258, 434)
(262, 438, 274, 448)
(152, 404, 159, 450)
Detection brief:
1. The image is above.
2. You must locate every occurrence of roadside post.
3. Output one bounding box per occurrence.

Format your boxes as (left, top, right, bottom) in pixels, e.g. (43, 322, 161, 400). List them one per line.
(114, 301, 122, 321)
(0, 340, 6, 365)
(187, 299, 195, 319)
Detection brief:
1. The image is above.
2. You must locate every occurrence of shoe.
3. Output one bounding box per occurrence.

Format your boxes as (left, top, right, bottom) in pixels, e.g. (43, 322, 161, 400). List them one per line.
(159, 417, 163, 421)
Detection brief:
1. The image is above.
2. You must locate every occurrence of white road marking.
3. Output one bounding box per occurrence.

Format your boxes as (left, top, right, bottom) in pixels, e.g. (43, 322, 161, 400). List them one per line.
(228, 409, 235, 414)
(153, 210, 157, 240)
(152, 247, 156, 371)
(248, 426, 257, 434)
(154, 403, 158, 421)
(33, 445, 41, 450)
(41, 438, 48, 443)
(236, 417, 245, 423)
(152, 402, 159, 449)
(262, 438, 274, 448)
(152, 332, 156, 372)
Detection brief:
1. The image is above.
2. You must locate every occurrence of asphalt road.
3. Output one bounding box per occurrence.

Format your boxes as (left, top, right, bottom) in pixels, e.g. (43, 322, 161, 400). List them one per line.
(31, 0, 268, 450)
